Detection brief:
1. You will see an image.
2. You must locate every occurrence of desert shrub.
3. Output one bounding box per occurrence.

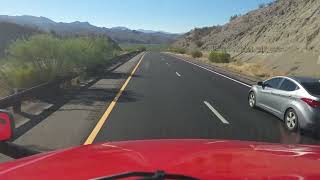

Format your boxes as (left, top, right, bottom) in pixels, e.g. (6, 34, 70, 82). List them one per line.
(191, 50, 203, 58)
(195, 40, 203, 48)
(178, 48, 186, 54)
(0, 34, 120, 88)
(2, 64, 42, 88)
(174, 48, 186, 54)
(168, 47, 186, 54)
(259, 3, 265, 8)
(119, 43, 146, 52)
(230, 14, 239, 21)
(137, 46, 147, 51)
(267, 1, 274, 6)
(208, 51, 231, 63)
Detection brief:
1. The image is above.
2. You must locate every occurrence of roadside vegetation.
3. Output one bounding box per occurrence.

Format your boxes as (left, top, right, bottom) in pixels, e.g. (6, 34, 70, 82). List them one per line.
(220, 61, 282, 79)
(168, 49, 283, 80)
(167, 47, 186, 54)
(120, 43, 146, 52)
(0, 34, 121, 91)
(259, 3, 266, 8)
(229, 14, 240, 21)
(120, 43, 169, 52)
(208, 51, 231, 63)
(190, 50, 203, 58)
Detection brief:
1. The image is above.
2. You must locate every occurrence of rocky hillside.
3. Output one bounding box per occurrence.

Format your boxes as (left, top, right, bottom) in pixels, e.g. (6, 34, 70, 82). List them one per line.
(0, 22, 40, 56)
(173, 0, 320, 53)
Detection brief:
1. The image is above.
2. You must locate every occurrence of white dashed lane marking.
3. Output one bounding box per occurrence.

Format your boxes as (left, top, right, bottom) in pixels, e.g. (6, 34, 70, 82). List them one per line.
(204, 101, 230, 124)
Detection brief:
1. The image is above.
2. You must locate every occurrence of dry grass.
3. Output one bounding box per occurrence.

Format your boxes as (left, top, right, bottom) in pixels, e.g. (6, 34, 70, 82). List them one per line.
(168, 52, 285, 80)
(217, 61, 286, 79)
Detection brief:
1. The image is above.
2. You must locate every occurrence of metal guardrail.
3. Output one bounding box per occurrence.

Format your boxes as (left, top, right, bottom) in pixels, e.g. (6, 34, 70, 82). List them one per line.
(0, 50, 142, 111)
(0, 76, 74, 112)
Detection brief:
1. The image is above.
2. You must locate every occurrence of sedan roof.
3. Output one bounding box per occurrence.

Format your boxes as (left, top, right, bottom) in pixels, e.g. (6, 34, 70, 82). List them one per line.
(289, 76, 320, 83)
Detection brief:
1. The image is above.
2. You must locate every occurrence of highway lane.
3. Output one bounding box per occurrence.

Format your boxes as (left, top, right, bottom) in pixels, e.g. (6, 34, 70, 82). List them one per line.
(93, 52, 320, 145)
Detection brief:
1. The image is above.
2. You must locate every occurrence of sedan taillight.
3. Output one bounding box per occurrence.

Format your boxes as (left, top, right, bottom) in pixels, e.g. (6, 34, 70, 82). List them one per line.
(301, 98, 320, 108)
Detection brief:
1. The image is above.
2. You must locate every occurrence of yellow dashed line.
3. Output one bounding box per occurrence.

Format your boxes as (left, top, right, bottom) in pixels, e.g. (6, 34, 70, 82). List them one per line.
(84, 52, 146, 145)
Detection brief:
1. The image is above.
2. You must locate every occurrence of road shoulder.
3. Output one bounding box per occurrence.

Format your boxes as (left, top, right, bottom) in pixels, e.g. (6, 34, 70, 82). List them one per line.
(10, 53, 144, 151)
(164, 52, 260, 86)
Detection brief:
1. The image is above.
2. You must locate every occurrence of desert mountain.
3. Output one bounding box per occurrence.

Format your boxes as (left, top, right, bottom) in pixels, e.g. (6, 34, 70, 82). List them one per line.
(0, 15, 179, 44)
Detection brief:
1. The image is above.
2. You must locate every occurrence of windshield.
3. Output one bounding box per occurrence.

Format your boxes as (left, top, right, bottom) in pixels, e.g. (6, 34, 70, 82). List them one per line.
(1, 0, 320, 179)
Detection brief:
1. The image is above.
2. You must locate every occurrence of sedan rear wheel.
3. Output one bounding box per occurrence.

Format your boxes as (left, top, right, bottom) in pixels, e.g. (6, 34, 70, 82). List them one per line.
(248, 91, 256, 108)
(285, 109, 298, 132)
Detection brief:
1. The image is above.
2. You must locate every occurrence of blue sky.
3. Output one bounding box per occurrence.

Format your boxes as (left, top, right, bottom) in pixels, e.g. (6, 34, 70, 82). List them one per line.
(0, 0, 273, 33)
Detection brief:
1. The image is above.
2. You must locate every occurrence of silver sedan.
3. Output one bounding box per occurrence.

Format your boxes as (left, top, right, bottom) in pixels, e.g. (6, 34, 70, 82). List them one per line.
(248, 76, 320, 132)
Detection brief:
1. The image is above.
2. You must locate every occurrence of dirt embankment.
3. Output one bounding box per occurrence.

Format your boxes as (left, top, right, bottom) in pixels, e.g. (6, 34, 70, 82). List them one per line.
(230, 50, 320, 78)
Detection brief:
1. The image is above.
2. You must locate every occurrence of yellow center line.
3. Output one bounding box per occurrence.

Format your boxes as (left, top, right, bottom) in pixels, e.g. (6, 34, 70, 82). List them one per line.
(84, 52, 146, 145)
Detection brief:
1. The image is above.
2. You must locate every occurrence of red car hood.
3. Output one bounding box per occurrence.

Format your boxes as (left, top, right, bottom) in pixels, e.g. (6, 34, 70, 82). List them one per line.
(0, 139, 320, 179)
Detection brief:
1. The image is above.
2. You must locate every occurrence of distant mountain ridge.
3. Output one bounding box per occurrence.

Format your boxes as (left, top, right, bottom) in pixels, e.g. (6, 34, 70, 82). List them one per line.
(0, 15, 179, 44)
(136, 29, 173, 34)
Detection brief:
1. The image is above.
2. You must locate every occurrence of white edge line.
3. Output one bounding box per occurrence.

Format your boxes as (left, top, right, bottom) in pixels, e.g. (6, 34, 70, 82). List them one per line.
(176, 72, 181, 77)
(170, 55, 251, 88)
(204, 101, 230, 124)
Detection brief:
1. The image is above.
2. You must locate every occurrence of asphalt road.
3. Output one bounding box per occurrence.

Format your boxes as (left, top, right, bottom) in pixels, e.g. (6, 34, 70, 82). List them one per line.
(94, 52, 320, 145)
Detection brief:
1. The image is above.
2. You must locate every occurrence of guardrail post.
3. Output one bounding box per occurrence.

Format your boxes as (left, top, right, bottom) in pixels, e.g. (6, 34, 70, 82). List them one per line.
(12, 88, 22, 113)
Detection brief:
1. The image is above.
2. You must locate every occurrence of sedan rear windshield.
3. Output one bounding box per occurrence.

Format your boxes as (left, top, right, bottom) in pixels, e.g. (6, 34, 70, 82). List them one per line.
(301, 82, 320, 95)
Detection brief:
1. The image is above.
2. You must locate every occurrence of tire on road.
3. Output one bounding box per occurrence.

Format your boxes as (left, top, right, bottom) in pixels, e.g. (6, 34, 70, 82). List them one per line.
(248, 91, 256, 108)
(284, 108, 299, 132)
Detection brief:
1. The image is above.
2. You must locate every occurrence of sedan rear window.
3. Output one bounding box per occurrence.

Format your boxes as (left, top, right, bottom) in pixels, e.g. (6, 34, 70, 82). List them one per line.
(301, 82, 320, 95)
(279, 79, 298, 91)
(264, 78, 282, 89)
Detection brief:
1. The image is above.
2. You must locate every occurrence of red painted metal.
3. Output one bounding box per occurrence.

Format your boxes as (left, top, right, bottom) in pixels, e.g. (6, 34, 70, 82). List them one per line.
(0, 139, 320, 179)
(0, 112, 13, 141)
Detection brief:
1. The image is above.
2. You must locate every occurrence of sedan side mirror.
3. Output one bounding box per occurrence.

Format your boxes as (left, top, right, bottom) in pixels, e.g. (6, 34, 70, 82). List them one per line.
(257, 81, 264, 86)
(0, 110, 14, 141)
